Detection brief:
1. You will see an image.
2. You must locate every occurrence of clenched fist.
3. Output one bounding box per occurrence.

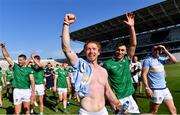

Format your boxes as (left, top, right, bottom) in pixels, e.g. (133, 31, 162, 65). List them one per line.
(64, 14, 76, 25)
(0, 43, 5, 48)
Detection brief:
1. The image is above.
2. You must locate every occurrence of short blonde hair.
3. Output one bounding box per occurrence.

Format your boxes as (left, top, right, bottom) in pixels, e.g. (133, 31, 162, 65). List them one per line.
(84, 40, 101, 52)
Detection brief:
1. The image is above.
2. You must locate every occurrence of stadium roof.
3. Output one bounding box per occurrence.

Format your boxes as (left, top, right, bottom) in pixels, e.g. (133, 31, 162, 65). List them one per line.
(70, 0, 180, 42)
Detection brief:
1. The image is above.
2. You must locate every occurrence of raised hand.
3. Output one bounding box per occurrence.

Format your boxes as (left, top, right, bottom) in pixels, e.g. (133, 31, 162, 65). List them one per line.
(123, 13, 135, 27)
(64, 14, 76, 25)
(157, 45, 166, 52)
(0, 43, 5, 48)
(31, 52, 36, 59)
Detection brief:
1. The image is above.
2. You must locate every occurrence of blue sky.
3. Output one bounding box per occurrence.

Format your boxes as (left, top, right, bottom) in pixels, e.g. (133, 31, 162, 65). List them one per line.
(0, 0, 162, 60)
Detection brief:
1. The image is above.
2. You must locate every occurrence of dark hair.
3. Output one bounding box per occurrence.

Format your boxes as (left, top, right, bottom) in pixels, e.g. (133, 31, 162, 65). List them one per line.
(152, 45, 162, 51)
(84, 40, 101, 52)
(18, 54, 26, 60)
(34, 55, 41, 60)
(115, 42, 127, 49)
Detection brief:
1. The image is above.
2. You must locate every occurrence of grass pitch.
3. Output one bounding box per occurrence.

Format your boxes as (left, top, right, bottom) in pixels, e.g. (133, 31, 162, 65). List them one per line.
(0, 63, 180, 114)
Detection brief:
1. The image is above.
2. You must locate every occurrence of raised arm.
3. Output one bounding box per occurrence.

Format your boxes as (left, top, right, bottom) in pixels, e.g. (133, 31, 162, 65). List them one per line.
(62, 14, 78, 66)
(158, 45, 177, 64)
(0, 43, 14, 66)
(124, 13, 137, 59)
(31, 53, 44, 68)
(25, 56, 32, 67)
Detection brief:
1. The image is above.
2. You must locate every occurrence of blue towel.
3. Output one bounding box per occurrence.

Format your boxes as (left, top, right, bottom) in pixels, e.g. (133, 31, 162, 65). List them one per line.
(72, 58, 92, 98)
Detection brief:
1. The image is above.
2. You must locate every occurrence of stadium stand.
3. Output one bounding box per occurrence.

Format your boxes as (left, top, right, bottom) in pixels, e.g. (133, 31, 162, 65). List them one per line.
(69, 0, 180, 61)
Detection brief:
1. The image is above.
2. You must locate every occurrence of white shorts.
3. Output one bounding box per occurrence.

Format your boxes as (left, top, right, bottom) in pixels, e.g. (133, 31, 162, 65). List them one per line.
(13, 88, 31, 105)
(57, 88, 67, 95)
(119, 95, 140, 113)
(79, 107, 108, 115)
(132, 75, 139, 83)
(150, 88, 173, 104)
(35, 84, 45, 96)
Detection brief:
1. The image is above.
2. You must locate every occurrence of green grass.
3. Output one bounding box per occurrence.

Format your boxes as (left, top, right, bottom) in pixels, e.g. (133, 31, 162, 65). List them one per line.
(0, 63, 180, 114)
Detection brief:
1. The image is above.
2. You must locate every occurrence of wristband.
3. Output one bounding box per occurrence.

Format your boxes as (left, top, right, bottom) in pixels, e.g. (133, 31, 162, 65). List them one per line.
(64, 21, 69, 26)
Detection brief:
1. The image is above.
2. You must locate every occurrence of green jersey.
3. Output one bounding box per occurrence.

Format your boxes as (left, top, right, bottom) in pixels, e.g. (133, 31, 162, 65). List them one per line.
(31, 65, 44, 85)
(56, 68, 68, 88)
(66, 67, 73, 73)
(103, 55, 134, 99)
(0, 72, 3, 86)
(13, 63, 34, 89)
(5, 70, 14, 83)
